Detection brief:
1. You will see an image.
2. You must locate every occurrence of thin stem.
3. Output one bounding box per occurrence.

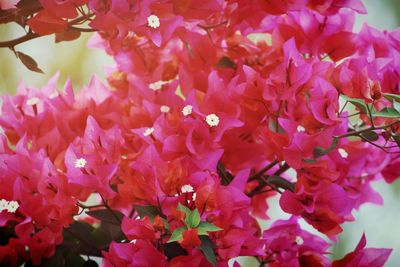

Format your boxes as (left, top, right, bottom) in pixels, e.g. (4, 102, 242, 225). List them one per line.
(100, 194, 122, 224)
(0, 12, 95, 48)
(336, 120, 400, 139)
(248, 159, 279, 182)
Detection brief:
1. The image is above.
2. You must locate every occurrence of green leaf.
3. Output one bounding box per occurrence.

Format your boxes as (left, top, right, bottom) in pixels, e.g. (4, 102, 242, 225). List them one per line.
(392, 135, 400, 148)
(162, 242, 188, 260)
(64, 254, 85, 267)
(341, 95, 368, 114)
(197, 222, 223, 236)
(185, 208, 201, 228)
(16, 51, 44, 74)
(199, 236, 217, 267)
(393, 100, 400, 113)
(38, 248, 64, 267)
(86, 209, 123, 225)
(216, 56, 236, 69)
(360, 130, 379, 142)
(374, 107, 400, 118)
(134, 205, 160, 220)
(383, 93, 400, 103)
(162, 217, 171, 231)
(83, 259, 99, 267)
(168, 226, 186, 243)
(313, 137, 339, 158)
(177, 203, 191, 218)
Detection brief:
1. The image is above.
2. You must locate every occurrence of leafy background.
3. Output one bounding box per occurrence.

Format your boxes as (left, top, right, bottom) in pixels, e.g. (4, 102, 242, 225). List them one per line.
(0, 0, 399, 266)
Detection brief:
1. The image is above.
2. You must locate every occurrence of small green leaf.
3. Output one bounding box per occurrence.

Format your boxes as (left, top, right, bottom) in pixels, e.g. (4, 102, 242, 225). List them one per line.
(162, 242, 188, 260)
(83, 259, 99, 267)
(162, 217, 170, 231)
(199, 236, 217, 267)
(383, 93, 400, 103)
(216, 56, 236, 69)
(393, 101, 400, 113)
(392, 135, 400, 148)
(185, 209, 201, 228)
(313, 137, 339, 158)
(168, 226, 186, 243)
(341, 95, 368, 114)
(197, 222, 223, 235)
(86, 209, 123, 225)
(134, 205, 160, 220)
(177, 203, 191, 218)
(16, 51, 44, 74)
(360, 130, 379, 142)
(374, 107, 400, 118)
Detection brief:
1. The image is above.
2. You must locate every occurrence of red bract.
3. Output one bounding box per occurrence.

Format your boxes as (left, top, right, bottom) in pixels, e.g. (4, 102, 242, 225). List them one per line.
(27, 10, 68, 35)
(332, 234, 392, 267)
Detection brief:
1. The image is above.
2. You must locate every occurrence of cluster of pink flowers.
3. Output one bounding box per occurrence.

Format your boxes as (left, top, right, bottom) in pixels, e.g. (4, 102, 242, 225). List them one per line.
(1, 0, 399, 266)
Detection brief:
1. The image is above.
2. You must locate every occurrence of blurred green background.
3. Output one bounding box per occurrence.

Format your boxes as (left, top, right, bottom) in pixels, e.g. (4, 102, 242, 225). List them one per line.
(0, 0, 399, 266)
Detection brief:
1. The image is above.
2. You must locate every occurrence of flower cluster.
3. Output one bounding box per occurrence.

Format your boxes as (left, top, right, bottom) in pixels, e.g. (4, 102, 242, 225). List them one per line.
(0, 0, 399, 266)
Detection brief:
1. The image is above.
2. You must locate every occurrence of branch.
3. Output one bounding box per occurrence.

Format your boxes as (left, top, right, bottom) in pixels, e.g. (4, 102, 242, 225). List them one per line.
(335, 120, 400, 139)
(248, 159, 279, 182)
(0, 12, 96, 48)
(0, 0, 42, 25)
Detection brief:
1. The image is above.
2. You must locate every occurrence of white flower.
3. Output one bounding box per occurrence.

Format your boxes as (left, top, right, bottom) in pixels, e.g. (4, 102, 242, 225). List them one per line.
(74, 158, 87, 169)
(147, 14, 160, 29)
(160, 105, 170, 113)
(7, 200, 19, 213)
(149, 81, 164, 91)
(182, 105, 193, 116)
(205, 114, 220, 127)
(295, 236, 304, 245)
(143, 127, 154, 136)
(297, 125, 305, 132)
(338, 148, 348, 158)
(0, 199, 8, 212)
(181, 184, 194, 193)
(192, 192, 197, 201)
(27, 97, 40, 106)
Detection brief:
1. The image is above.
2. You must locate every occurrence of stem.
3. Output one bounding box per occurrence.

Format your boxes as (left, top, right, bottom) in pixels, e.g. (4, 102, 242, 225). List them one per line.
(100, 194, 122, 224)
(248, 159, 279, 182)
(274, 162, 290, 176)
(336, 120, 400, 139)
(76, 202, 105, 209)
(0, 13, 95, 48)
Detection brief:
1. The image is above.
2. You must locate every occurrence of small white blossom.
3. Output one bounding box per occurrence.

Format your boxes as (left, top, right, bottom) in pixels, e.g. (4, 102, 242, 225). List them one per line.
(192, 192, 197, 201)
(295, 236, 304, 245)
(143, 127, 154, 136)
(27, 97, 40, 106)
(181, 184, 194, 193)
(149, 81, 165, 91)
(338, 148, 348, 158)
(74, 158, 87, 169)
(7, 201, 19, 213)
(0, 199, 8, 212)
(297, 125, 305, 132)
(160, 105, 170, 113)
(147, 14, 160, 29)
(205, 114, 220, 127)
(182, 105, 193, 116)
